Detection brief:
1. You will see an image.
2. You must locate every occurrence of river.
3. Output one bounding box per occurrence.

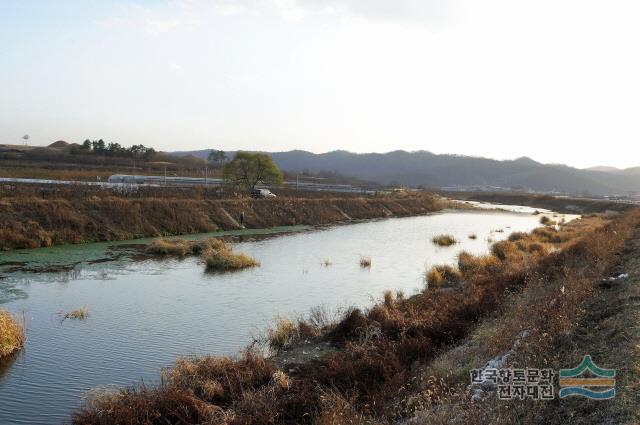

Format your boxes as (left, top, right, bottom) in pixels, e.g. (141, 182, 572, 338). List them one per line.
(0, 206, 574, 424)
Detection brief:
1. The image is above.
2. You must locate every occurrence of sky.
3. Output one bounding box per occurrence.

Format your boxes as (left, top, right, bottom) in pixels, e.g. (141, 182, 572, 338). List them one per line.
(1, 0, 639, 169)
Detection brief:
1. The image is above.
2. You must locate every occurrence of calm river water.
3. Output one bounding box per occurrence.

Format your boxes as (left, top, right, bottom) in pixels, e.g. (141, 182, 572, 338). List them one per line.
(0, 206, 573, 424)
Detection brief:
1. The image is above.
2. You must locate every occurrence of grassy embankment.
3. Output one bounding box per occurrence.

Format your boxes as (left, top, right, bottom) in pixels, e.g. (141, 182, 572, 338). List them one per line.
(70, 210, 638, 424)
(0, 189, 447, 250)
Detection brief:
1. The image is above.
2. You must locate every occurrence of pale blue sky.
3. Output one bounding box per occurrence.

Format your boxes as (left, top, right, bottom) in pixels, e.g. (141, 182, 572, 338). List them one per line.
(2, 0, 640, 168)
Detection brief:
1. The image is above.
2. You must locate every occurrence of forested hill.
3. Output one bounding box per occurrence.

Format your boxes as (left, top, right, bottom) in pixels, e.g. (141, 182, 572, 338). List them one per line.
(173, 149, 640, 196)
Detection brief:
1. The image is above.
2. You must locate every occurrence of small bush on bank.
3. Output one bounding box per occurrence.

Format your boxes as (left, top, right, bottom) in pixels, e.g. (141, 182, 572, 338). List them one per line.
(0, 309, 25, 358)
(457, 251, 498, 275)
(266, 317, 298, 350)
(491, 240, 519, 260)
(426, 264, 463, 287)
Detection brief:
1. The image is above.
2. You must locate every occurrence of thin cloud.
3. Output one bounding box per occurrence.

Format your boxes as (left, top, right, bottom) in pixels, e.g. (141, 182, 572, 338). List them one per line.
(99, 0, 453, 27)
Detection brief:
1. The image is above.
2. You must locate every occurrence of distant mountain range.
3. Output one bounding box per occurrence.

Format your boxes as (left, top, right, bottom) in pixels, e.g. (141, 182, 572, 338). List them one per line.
(173, 149, 640, 196)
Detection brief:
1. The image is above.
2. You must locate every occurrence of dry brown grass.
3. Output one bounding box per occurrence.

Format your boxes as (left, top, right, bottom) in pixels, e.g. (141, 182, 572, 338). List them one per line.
(0, 190, 447, 250)
(425, 265, 463, 287)
(360, 257, 372, 268)
(432, 234, 458, 246)
(146, 237, 226, 256)
(0, 310, 25, 358)
(203, 248, 259, 271)
(147, 237, 259, 271)
(457, 251, 499, 275)
(266, 317, 298, 351)
(539, 215, 557, 226)
(399, 211, 639, 425)
(60, 306, 89, 321)
(490, 240, 520, 260)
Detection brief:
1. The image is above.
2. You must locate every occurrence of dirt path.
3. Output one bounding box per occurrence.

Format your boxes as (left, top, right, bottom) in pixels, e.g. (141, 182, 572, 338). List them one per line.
(536, 226, 640, 424)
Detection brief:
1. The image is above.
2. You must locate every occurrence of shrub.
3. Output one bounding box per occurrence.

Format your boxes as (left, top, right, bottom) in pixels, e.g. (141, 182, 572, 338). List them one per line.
(468, 234, 477, 240)
(0, 309, 25, 358)
(168, 349, 275, 405)
(457, 251, 498, 274)
(61, 307, 89, 321)
(508, 232, 527, 242)
(203, 248, 259, 271)
(426, 265, 463, 287)
(539, 216, 556, 226)
(432, 234, 458, 246)
(383, 290, 394, 308)
(266, 317, 298, 351)
(491, 240, 519, 260)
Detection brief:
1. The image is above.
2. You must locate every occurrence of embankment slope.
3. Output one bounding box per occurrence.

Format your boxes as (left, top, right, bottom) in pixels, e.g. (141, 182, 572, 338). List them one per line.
(0, 194, 445, 250)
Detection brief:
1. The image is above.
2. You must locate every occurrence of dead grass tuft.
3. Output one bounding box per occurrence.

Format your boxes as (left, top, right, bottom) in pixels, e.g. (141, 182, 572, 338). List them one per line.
(0, 309, 25, 358)
(457, 251, 499, 275)
(539, 215, 557, 226)
(432, 234, 458, 246)
(426, 265, 463, 287)
(490, 240, 520, 260)
(61, 306, 89, 321)
(203, 247, 259, 271)
(266, 317, 298, 351)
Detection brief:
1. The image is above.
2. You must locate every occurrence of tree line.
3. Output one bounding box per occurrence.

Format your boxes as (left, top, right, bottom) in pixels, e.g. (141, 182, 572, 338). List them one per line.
(74, 139, 156, 160)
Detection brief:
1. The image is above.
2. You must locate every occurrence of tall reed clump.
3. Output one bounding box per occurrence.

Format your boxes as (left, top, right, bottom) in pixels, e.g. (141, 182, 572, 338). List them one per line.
(432, 234, 458, 246)
(457, 250, 499, 275)
(425, 265, 463, 287)
(0, 309, 25, 358)
(266, 317, 298, 351)
(203, 246, 259, 271)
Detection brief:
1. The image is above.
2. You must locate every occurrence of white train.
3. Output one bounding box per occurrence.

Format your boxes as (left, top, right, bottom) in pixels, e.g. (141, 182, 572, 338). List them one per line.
(107, 174, 371, 193)
(107, 174, 224, 186)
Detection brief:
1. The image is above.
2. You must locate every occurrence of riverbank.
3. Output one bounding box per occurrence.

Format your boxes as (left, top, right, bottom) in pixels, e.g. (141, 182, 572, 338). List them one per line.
(0, 192, 448, 250)
(443, 191, 636, 214)
(69, 210, 636, 424)
(408, 210, 640, 424)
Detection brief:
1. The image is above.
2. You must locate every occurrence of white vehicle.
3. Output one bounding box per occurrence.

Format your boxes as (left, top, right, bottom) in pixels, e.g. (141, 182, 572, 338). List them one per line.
(251, 188, 276, 198)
